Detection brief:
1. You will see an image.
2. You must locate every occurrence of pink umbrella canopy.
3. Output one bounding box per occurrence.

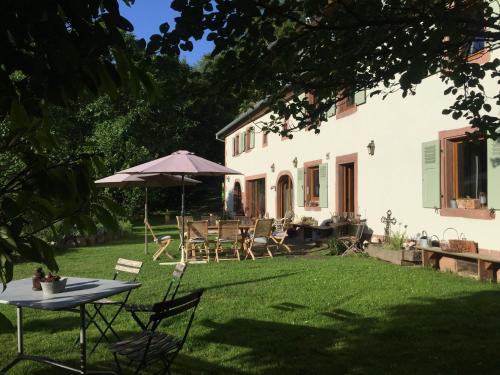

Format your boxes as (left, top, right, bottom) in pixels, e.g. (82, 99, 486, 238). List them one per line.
(117, 150, 241, 263)
(95, 173, 201, 188)
(118, 150, 241, 176)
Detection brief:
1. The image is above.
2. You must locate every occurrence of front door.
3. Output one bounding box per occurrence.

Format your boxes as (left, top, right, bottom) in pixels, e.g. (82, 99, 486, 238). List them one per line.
(246, 178, 266, 218)
(277, 175, 293, 218)
(338, 162, 356, 214)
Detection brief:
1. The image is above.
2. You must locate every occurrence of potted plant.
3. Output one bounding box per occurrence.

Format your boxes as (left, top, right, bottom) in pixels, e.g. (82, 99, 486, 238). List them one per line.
(40, 273, 68, 295)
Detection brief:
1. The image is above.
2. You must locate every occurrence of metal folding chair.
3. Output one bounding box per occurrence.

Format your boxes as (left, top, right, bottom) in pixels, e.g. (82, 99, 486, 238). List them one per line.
(109, 289, 204, 375)
(124, 262, 188, 330)
(79, 258, 143, 354)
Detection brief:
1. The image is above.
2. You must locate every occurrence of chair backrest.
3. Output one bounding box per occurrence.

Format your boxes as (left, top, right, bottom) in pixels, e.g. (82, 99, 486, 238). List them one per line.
(234, 215, 252, 226)
(201, 214, 218, 226)
(284, 210, 295, 223)
(217, 220, 240, 241)
(150, 289, 205, 347)
(114, 258, 143, 281)
(187, 220, 209, 240)
(176, 215, 194, 229)
(162, 262, 188, 303)
(355, 221, 366, 240)
(253, 219, 273, 238)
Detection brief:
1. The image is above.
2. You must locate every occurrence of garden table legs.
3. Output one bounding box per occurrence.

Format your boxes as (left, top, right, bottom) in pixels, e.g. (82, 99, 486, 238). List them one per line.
(0, 305, 116, 374)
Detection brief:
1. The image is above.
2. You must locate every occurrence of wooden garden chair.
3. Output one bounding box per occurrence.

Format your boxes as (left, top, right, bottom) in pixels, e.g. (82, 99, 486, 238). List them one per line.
(214, 220, 241, 262)
(109, 289, 204, 375)
(271, 210, 294, 253)
(186, 220, 210, 262)
(125, 262, 188, 330)
(144, 220, 173, 261)
(244, 219, 274, 260)
(340, 220, 366, 256)
(79, 258, 143, 353)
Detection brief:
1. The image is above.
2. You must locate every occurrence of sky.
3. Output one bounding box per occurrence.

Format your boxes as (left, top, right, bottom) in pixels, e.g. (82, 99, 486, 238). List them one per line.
(119, 0, 214, 66)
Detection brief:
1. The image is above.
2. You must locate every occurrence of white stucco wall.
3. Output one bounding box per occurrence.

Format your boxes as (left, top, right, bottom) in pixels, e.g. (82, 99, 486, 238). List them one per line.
(222, 52, 500, 251)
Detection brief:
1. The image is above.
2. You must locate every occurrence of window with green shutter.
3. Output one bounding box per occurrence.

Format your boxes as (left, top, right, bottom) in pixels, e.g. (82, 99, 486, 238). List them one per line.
(249, 127, 255, 149)
(239, 132, 245, 153)
(354, 90, 366, 106)
(297, 167, 304, 207)
(487, 138, 500, 210)
(422, 140, 441, 208)
(319, 163, 328, 208)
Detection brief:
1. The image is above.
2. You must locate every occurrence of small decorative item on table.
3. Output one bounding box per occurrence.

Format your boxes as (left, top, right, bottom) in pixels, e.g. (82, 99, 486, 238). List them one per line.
(40, 273, 68, 295)
(32, 267, 45, 291)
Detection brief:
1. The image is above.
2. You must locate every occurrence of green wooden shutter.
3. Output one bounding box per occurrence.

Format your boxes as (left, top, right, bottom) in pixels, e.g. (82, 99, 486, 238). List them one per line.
(422, 140, 441, 208)
(319, 163, 328, 208)
(354, 90, 366, 106)
(487, 138, 500, 210)
(297, 167, 304, 207)
(250, 128, 255, 149)
(239, 132, 245, 153)
(326, 102, 336, 117)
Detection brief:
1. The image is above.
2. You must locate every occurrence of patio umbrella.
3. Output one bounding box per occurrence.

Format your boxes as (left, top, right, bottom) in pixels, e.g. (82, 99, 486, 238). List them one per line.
(118, 150, 241, 262)
(95, 173, 201, 254)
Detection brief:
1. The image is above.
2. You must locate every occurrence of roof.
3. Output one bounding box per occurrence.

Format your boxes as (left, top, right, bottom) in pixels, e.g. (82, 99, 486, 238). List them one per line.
(215, 97, 271, 140)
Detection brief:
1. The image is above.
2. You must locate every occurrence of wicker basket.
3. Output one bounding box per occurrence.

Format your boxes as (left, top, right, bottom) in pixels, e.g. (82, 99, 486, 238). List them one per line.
(440, 228, 459, 252)
(456, 198, 480, 210)
(40, 277, 67, 295)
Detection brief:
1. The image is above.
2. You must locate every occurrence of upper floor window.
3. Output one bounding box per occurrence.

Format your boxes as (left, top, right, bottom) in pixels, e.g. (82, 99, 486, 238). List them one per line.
(246, 127, 255, 150)
(468, 37, 485, 55)
(262, 131, 268, 147)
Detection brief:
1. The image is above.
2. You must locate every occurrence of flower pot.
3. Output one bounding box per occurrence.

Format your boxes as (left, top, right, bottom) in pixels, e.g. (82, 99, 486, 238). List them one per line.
(449, 199, 458, 208)
(40, 278, 68, 295)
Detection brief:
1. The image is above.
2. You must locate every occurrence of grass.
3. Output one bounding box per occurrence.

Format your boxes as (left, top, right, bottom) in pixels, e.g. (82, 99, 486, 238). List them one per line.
(1, 222, 500, 374)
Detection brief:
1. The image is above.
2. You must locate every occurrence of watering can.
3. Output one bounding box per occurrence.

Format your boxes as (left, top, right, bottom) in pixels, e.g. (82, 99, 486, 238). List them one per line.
(418, 230, 430, 248)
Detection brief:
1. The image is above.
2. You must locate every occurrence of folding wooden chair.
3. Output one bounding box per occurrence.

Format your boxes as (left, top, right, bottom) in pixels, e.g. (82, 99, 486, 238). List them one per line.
(186, 220, 210, 262)
(80, 258, 143, 354)
(340, 220, 366, 256)
(144, 220, 173, 261)
(244, 219, 274, 260)
(125, 262, 188, 330)
(214, 220, 241, 262)
(109, 289, 204, 375)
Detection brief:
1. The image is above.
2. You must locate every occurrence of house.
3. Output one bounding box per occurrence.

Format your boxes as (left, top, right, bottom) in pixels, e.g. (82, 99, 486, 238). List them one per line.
(215, 47, 500, 255)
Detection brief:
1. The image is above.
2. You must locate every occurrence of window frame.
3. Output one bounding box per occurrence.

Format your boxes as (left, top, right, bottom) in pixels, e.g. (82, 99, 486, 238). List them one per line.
(304, 162, 321, 209)
(439, 127, 493, 220)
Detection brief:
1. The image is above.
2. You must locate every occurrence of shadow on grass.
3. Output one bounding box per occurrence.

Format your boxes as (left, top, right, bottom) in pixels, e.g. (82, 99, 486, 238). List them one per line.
(199, 290, 500, 374)
(206, 272, 300, 291)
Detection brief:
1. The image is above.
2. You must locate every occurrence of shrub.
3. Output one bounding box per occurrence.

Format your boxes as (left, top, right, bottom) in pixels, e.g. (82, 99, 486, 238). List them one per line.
(118, 219, 133, 238)
(327, 238, 347, 256)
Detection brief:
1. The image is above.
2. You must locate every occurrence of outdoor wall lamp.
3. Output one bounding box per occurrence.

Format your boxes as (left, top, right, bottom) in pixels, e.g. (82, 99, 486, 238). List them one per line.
(292, 157, 298, 168)
(270, 163, 275, 173)
(326, 152, 330, 160)
(270, 185, 276, 190)
(367, 140, 375, 156)
(226, 176, 230, 182)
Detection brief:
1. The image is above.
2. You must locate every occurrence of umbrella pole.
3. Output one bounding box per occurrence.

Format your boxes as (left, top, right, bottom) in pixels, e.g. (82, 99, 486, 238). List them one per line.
(181, 175, 185, 263)
(144, 187, 148, 255)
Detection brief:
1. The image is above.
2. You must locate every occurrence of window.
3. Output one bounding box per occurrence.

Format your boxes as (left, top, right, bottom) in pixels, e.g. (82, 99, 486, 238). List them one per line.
(422, 129, 500, 220)
(246, 127, 255, 150)
(262, 132, 268, 147)
(335, 90, 366, 119)
(234, 135, 239, 155)
(445, 137, 487, 208)
(468, 37, 485, 56)
(281, 120, 289, 140)
(306, 165, 320, 206)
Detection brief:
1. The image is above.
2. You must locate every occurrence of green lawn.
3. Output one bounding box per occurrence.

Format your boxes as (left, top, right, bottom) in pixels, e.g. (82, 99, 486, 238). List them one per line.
(1, 224, 500, 374)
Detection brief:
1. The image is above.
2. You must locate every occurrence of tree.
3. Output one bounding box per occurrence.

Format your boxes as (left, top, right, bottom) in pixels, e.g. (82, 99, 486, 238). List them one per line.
(162, 0, 499, 138)
(0, 0, 152, 288)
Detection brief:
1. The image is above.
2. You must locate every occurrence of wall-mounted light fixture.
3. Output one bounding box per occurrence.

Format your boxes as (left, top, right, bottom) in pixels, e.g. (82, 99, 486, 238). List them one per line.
(292, 157, 298, 168)
(367, 140, 375, 156)
(270, 163, 275, 173)
(226, 176, 230, 182)
(270, 185, 276, 190)
(326, 152, 330, 160)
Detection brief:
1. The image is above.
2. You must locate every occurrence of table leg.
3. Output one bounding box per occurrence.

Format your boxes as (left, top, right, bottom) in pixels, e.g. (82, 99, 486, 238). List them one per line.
(17, 307, 23, 355)
(80, 305, 87, 374)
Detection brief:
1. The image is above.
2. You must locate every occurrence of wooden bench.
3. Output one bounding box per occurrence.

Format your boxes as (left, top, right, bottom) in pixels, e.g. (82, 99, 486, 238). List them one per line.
(419, 246, 500, 282)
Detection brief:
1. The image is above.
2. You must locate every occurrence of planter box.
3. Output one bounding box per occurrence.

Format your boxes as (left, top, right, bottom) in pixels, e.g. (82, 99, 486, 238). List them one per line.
(366, 244, 421, 265)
